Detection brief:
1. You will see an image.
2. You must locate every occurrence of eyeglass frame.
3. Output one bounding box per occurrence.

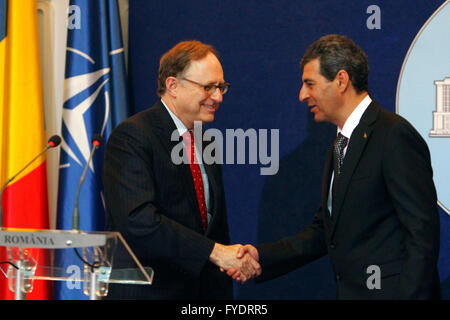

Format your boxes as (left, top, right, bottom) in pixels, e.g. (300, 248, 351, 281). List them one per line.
(178, 77, 230, 95)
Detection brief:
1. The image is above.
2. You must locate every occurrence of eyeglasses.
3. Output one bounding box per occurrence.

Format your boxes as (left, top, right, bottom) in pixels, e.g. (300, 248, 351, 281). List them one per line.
(179, 77, 230, 95)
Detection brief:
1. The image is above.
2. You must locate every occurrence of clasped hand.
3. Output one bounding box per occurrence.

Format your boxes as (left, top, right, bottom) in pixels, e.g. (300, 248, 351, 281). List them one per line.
(210, 243, 261, 283)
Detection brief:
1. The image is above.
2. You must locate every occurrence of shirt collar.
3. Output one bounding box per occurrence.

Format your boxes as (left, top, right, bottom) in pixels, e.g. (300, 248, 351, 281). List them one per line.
(161, 98, 189, 137)
(338, 95, 372, 139)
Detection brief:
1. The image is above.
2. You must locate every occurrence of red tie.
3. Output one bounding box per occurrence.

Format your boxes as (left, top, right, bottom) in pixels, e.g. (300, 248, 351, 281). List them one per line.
(182, 131, 208, 231)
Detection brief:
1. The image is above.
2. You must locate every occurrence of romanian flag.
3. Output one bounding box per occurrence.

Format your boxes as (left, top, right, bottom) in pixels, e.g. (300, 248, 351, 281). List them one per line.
(0, 0, 51, 299)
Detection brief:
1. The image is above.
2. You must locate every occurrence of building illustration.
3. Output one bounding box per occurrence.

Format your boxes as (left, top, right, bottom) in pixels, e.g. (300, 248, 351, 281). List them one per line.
(430, 77, 450, 137)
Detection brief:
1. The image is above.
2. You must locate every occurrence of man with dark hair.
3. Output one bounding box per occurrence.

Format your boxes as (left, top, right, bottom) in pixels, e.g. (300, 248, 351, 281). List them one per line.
(231, 34, 441, 299)
(300, 35, 369, 94)
(103, 40, 260, 299)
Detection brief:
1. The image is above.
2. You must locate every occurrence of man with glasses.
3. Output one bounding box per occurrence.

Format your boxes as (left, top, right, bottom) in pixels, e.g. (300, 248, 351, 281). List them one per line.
(103, 40, 260, 299)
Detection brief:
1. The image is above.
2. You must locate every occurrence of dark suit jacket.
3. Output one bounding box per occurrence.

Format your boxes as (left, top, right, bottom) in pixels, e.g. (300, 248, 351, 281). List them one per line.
(102, 100, 232, 299)
(256, 101, 441, 299)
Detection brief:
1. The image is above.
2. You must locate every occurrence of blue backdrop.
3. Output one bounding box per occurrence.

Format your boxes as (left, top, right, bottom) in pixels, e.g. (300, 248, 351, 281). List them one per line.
(128, 0, 450, 299)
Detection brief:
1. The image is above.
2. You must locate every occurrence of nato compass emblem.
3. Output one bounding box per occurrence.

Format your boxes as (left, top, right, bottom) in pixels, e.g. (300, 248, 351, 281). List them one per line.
(396, 1, 450, 216)
(60, 47, 111, 173)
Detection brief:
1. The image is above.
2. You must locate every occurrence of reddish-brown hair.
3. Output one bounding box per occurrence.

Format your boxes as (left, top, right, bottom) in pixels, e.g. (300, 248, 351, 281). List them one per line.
(157, 40, 218, 96)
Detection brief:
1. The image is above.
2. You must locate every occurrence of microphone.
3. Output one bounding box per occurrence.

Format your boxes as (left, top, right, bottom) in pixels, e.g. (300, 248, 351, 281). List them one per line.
(0, 135, 61, 228)
(72, 134, 103, 231)
(48, 135, 62, 148)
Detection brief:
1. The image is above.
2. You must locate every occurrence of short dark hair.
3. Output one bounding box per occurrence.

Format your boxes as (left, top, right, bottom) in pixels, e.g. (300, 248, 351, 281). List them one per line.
(157, 40, 218, 96)
(300, 34, 369, 93)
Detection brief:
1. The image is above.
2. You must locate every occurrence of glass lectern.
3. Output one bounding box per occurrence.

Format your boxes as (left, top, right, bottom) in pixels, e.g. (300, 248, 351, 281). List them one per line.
(0, 228, 153, 300)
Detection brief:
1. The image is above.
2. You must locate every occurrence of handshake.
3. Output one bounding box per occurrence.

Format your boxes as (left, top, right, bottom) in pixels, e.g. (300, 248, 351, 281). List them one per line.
(209, 243, 261, 283)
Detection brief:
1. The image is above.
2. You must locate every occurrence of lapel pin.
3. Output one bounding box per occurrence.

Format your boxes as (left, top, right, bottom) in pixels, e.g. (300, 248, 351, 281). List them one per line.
(363, 132, 367, 139)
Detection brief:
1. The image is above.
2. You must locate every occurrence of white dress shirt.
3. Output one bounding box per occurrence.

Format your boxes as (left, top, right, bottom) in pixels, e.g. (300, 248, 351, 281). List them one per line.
(161, 99, 211, 223)
(327, 95, 372, 214)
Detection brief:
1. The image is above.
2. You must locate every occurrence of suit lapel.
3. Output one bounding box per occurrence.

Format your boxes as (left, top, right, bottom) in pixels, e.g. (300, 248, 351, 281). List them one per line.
(202, 131, 223, 233)
(329, 102, 380, 238)
(203, 162, 217, 231)
(149, 100, 182, 155)
(320, 145, 335, 231)
(151, 101, 203, 226)
(321, 146, 334, 213)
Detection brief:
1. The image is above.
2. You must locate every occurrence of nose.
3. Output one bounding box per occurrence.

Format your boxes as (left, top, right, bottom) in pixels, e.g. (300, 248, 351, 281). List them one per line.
(210, 87, 223, 102)
(299, 84, 309, 102)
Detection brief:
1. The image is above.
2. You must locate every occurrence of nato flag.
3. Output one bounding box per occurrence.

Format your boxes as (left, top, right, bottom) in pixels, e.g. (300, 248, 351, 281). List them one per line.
(55, 0, 131, 300)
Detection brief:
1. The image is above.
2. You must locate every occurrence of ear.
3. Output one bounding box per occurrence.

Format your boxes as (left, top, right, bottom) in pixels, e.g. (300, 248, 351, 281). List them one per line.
(335, 69, 350, 93)
(165, 76, 179, 97)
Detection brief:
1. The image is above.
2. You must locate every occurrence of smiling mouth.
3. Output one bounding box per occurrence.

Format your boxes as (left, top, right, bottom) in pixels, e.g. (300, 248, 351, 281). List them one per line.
(203, 104, 218, 111)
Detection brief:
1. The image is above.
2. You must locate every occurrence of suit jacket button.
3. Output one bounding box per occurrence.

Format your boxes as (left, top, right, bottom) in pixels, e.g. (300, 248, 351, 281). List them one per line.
(335, 274, 341, 281)
(330, 243, 336, 249)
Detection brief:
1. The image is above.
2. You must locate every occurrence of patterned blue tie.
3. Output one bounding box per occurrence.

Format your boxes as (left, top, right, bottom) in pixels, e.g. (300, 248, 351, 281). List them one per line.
(331, 133, 348, 215)
(333, 133, 348, 177)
